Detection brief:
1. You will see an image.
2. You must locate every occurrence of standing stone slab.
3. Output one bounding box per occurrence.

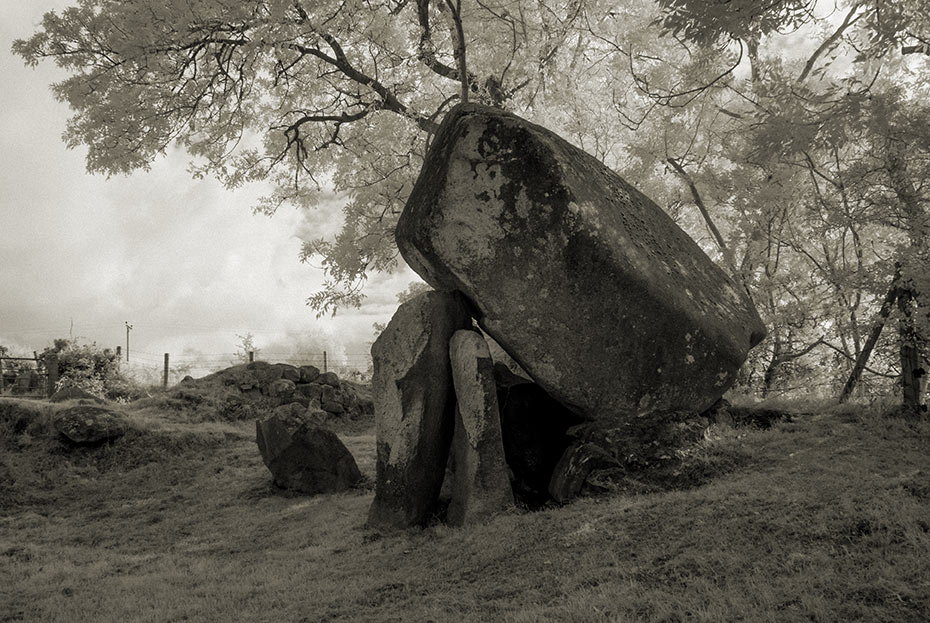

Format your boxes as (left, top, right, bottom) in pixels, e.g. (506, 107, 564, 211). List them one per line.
(447, 330, 513, 526)
(367, 291, 473, 529)
(396, 103, 766, 423)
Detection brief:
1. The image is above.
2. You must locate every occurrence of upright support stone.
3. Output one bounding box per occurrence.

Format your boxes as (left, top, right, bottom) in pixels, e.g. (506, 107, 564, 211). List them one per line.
(447, 330, 513, 526)
(367, 291, 473, 529)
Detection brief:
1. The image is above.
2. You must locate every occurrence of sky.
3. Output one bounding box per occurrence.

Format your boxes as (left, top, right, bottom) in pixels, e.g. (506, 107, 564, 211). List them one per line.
(0, 2, 418, 378)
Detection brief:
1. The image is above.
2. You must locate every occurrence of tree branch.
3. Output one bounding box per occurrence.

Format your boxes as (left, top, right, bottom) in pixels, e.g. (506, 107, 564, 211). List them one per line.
(797, 4, 863, 83)
(666, 157, 744, 289)
(290, 2, 439, 132)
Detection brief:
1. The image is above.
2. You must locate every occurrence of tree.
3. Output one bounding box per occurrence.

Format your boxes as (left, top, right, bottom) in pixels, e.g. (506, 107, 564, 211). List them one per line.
(13, 0, 602, 313)
(234, 332, 260, 363)
(642, 0, 930, 406)
(40, 338, 122, 398)
(15, 0, 930, 407)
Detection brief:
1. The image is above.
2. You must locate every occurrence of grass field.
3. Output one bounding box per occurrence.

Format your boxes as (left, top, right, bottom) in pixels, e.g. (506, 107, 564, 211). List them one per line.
(2, 396, 929, 622)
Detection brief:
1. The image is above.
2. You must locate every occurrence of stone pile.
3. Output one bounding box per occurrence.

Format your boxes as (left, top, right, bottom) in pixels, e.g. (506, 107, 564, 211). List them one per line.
(204, 361, 372, 418)
(368, 104, 766, 528)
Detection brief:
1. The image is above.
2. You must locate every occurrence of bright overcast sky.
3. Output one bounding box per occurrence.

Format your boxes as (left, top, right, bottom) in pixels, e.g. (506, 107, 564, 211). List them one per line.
(1, 2, 418, 377)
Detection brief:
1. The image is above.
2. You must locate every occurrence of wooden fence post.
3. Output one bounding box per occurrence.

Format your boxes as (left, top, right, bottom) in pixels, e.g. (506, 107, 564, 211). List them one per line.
(163, 353, 170, 389)
(249, 351, 254, 363)
(46, 353, 59, 397)
(323, 351, 327, 373)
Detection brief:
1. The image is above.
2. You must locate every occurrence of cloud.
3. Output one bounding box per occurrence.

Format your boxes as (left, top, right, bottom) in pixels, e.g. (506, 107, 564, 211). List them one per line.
(0, 3, 413, 374)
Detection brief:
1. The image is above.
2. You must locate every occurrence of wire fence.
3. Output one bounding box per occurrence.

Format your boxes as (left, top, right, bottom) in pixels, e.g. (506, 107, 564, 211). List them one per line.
(1, 345, 374, 395)
(0, 354, 53, 398)
(119, 349, 374, 387)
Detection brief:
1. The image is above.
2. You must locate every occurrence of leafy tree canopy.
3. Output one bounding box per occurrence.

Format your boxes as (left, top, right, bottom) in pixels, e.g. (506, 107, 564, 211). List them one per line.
(15, 0, 627, 311)
(13, 0, 930, 404)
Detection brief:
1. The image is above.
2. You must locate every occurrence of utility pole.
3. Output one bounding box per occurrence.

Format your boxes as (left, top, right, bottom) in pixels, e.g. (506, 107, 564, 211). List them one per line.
(125, 321, 133, 361)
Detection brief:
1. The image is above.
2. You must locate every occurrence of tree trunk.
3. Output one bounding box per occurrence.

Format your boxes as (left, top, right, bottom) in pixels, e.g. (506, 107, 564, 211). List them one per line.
(898, 289, 924, 413)
(839, 276, 900, 403)
(761, 333, 782, 399)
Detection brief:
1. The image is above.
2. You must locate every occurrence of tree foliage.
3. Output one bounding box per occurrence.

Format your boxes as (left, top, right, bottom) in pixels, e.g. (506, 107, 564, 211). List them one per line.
(14, 0, 601, 313)
(40, 338, 122, 398)
(13, 0, 930, 406)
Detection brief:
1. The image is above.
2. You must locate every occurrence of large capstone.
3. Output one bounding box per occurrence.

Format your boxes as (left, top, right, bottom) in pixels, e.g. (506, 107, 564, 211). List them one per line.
(396, 103, 766, 423)
(367, 290, 473, 529)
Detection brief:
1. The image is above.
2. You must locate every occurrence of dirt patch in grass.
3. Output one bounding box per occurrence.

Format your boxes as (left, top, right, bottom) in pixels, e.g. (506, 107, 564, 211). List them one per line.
(2, 400, 930, 622)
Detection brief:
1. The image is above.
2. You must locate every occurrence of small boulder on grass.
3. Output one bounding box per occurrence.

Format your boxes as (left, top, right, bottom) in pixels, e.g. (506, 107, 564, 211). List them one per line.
(256, 404, 362, 495)
(54, 405, 127, 445)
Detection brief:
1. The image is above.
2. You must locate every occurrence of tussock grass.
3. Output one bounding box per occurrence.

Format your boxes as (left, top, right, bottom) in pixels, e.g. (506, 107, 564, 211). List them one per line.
(2, 401, 929, 622)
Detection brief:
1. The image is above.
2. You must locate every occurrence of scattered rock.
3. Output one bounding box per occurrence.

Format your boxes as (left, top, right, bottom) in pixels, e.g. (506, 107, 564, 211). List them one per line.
(317, 371, 341, 388)
(274, 364, 301, 383)
(447, 330, 513, 525)
(299, 365, 321, 383)
(321, 385, 346, 414)
(247, 361, 284, 390)
(297, 382, 325, 405)
(54, 405, 127, 445)
(255, 405, 361, 494)
(367, 290, 473, 529)
(268, 378, 297, 399)
(396, 103, 766, 423)
(548, 442, 616, 504)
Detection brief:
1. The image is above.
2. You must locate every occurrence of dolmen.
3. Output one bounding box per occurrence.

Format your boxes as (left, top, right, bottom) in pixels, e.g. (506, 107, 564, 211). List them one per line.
(368, 103, 766, 529)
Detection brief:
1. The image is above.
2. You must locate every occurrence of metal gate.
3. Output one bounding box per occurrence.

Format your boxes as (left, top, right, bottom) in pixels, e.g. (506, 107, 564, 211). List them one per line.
(0, 354, 58, 399)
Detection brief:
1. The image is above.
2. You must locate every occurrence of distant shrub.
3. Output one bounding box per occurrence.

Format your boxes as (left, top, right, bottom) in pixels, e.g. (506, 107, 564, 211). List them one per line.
(40, 338, 145, 401)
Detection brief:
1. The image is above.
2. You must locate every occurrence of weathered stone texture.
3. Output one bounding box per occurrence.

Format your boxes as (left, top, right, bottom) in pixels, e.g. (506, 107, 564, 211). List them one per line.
(447, 330, 513, 525)
(367, 290, 473, 529)
(256, 405, 361, 494)
(396, 103, 766, 423)
(54, 405, 127, 444)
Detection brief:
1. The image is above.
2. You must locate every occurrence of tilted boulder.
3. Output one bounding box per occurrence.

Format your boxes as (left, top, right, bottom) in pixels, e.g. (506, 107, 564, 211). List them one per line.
(255, 404, 361, 494)
(367, 290, 473, 529)
(396, 103, 766, 423)
(447, 330, 513, 525)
